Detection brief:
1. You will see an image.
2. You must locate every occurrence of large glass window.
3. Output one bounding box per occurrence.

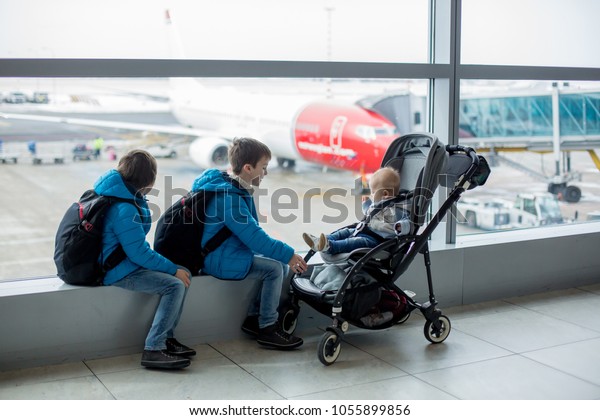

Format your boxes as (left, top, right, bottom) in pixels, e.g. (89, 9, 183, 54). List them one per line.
(0, 0, 430, 63)
(462, 0, 600, 67)
(456, 80, 600, 235)
(0, 77, 428, 282)
(1, 1, 600, 283)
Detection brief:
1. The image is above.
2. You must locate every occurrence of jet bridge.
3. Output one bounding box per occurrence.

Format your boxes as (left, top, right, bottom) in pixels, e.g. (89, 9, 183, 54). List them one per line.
(458, 86, 600, 203)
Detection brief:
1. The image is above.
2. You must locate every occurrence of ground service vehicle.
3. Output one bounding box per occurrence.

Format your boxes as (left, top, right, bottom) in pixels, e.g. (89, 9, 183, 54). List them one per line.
(457, 198, 511, 230)
(457, 192, 564, 230)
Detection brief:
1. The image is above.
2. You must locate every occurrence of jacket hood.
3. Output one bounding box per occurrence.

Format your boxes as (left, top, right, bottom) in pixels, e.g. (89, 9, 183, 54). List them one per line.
(191, 168, 247, 195)
(94, 169, 140, 201)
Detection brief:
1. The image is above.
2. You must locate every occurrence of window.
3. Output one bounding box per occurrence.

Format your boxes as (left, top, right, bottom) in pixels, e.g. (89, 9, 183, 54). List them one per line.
(462, 0, 600, 67)
(456, 80, 600, 235)
(0, 77, 428, 282)
(1, 0, 599, 282)
(0, 0, 430, 63)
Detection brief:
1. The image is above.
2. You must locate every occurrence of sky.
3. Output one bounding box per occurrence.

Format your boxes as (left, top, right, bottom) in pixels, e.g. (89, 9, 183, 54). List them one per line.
(0, 0, 428, 62)
(0, 0, 598, 66)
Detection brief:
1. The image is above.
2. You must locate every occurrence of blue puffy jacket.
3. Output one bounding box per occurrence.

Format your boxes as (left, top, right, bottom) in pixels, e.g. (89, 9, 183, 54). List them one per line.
(94, 169, 178, 285)
(191, 169, 294, 280)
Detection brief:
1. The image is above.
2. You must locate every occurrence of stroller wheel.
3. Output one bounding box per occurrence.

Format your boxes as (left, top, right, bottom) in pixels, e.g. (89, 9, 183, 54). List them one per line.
(280, 305, 298, 335)
(424, 315, 451, 343)
(318, 331, 341, 366)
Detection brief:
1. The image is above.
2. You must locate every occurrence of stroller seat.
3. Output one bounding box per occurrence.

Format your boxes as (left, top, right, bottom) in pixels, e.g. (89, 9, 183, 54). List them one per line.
(292, 276, 337, 303)
(320, 248, 392, 264)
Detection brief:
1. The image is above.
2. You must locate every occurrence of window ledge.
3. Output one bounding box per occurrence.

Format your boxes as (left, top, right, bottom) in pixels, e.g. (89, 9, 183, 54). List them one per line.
(441, 222, 600, 250)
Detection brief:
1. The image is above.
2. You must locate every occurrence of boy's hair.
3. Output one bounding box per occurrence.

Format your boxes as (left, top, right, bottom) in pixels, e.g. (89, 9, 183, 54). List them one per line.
(370, 167, 401, 196)
(228, 137, 272, 174)
(117, 149, 157, 190)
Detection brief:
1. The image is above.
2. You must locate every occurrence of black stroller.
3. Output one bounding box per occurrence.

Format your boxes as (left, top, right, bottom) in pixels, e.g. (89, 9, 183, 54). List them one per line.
(280, 133, 490, 366)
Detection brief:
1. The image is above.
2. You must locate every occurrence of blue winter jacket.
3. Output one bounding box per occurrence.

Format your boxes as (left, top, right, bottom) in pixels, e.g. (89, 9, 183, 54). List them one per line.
(94, 169, 178, 285)
(191, 169, 294, 280)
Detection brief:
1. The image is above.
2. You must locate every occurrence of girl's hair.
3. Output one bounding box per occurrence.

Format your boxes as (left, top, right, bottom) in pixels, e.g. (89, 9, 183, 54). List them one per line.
(228, 137, 271, 174)
(117, 149, 157, 190)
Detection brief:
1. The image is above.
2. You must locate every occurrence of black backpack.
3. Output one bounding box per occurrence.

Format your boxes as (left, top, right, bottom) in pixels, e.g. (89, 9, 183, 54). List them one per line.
(154, 189, 232, 276)
(154, 190, 231, 276)
(54, 190, 137, 286)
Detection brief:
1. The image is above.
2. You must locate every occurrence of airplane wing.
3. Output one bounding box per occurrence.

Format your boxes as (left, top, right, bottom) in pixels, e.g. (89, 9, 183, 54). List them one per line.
(0, 111, 212, 138)
(0, 110, 235, 169)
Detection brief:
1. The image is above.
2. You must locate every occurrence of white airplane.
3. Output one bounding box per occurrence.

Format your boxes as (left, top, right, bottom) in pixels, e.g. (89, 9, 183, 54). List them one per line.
(0, 9, 423, 174)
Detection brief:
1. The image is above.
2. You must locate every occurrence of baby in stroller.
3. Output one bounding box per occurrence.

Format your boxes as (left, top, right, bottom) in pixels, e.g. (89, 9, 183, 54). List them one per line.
(281, 133, 491, 366)
(302, 167, 412, 255)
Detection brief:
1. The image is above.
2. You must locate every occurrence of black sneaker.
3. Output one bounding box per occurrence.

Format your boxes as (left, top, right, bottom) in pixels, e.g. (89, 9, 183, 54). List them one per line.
(166, 338, 196, 357)
(241, 315, 260, 336)
(141, 349, 191, 369)
(257, 322, 303, 349)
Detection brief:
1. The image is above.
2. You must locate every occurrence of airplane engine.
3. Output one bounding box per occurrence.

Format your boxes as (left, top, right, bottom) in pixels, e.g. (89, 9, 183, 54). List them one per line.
(188, 137, 230, 169)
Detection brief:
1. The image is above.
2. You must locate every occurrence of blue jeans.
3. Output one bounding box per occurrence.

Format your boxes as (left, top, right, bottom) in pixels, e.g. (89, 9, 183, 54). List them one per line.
(326, 228, 379, 254)
(112, 267, 190, 351)
(244, 255, 289, 329)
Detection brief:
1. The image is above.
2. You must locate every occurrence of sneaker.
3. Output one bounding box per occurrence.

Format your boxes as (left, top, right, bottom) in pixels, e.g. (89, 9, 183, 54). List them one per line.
(141, 349, 191, 369)
(241, 315, 260, 336)
(257, 322, 303, 349)
(302, 232, 328, 252)
(166, 338, 196, 357)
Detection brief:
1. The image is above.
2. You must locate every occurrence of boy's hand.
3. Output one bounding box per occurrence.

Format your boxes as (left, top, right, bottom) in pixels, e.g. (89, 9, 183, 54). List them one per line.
(175, 268, 191, 287)
(288, 254, 308, 274)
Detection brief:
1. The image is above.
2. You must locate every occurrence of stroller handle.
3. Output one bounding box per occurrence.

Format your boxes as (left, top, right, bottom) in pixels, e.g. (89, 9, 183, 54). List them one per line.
(446, 144, 479, 165)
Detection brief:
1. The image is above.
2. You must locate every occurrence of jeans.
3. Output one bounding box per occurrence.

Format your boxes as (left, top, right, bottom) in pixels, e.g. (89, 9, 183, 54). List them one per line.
(112, 267, 190, 351)
(244, 255, 289, 329)
(326, 228, 379, 254)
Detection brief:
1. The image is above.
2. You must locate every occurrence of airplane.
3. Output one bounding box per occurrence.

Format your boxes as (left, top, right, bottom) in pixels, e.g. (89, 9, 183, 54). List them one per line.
(0, 9, 413, 176)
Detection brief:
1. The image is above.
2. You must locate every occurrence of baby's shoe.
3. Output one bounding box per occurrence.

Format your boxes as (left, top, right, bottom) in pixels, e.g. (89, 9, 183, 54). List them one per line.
(302, 233, 329, 252)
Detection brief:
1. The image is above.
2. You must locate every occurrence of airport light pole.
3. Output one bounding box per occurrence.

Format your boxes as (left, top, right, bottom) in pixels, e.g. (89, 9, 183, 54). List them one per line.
(551, 82, 561, 177)
(325, 6, 334, 99)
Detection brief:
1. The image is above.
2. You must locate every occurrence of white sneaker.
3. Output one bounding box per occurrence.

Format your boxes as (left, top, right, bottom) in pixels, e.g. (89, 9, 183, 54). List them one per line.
(302, 232, 329, 252)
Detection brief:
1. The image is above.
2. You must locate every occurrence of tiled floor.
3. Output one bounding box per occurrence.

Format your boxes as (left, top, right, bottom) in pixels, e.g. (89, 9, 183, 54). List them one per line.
(1, 283, 600, 400)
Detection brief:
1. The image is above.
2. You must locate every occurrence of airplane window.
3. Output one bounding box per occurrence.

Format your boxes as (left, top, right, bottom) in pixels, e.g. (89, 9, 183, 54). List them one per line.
(457, 80, 600, 235)
(375, 127, 399, 136)
(355, 126, 377, 141)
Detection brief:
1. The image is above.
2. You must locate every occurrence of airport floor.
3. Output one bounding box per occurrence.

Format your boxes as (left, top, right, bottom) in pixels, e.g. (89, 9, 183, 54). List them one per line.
(1, 282, 600, 401)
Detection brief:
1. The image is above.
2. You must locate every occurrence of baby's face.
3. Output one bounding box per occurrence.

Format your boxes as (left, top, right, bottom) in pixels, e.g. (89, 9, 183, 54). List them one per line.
(369, 181, 391, 202)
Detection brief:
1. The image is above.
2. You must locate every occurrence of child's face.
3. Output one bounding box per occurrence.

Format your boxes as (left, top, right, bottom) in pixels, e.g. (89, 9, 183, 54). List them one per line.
(369, 179, 391, 202)
(242, 156, 270, 186)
